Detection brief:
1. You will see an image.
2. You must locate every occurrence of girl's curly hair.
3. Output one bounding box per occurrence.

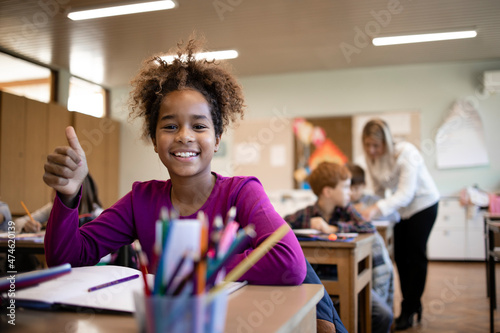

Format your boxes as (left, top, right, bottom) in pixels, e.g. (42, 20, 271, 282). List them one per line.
(129, 38, 245, 140)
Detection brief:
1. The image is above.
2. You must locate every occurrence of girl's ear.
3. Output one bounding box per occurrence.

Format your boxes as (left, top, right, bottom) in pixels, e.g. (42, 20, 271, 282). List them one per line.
(214, 135, 221, 152)
(152, 138, 158, 153)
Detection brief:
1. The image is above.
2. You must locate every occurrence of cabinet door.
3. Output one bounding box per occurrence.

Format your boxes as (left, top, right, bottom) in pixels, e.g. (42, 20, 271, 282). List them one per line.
(73, 113, 119, 209)
(24, 99, 48, 211)
(104, 119, 120, 208)
(465, 210, 486, 260)
(435, 199, 465, 228)
(0, 92, 26, 214)
(465, 230, 485, 260)
(427, 228, 466, 260)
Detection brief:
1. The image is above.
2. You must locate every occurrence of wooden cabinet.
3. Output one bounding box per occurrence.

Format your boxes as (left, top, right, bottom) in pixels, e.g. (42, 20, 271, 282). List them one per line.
(24, 99, 49, 211)
(0, 91, 120, 215)
(0, 92, 27, 214)
(0, 93, 53, 214)
(72, 112, 120, 208)
(427, 197, 485, 260)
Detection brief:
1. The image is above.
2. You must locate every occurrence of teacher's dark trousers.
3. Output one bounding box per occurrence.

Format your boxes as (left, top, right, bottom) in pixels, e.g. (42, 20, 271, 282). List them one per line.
(394, 202, 438, 313)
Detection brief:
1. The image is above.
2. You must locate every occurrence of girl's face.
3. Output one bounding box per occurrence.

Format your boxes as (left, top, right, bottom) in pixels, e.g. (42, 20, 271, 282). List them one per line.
(363, 136, 386, 160)
(153, 89, 220, 179)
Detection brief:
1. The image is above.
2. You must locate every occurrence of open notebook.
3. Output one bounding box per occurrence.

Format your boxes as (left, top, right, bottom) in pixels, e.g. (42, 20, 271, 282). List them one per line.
(10, 265, 246, 314)
(12, 265, 147, 313)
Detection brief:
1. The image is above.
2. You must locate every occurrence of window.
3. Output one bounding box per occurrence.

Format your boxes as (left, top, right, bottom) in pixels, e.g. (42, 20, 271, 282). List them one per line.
(68, 76, 107, 118)
(0, 53, 53, 103)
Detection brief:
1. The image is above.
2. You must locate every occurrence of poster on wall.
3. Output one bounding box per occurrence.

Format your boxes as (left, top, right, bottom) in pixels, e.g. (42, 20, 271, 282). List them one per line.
(435, 100, 489, 169)
(292, 118, 349, 189)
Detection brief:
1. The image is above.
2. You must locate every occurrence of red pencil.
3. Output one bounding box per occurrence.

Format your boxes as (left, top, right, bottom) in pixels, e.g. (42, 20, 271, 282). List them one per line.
(134, 241, 151, 295)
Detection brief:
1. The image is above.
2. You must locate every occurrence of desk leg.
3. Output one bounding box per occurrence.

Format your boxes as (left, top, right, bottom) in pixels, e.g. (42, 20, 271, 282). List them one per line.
(489, 252, 495, 333)
(489, 228, 496, 333)
(364, 284, 372, 333)
(486, 216, 491, 298)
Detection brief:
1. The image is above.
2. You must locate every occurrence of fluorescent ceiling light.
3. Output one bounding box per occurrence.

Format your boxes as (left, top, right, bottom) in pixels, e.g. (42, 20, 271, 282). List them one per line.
(68, 1, 176, 21)
(372, 30, 477, 46)
(161, 50, 239, 63)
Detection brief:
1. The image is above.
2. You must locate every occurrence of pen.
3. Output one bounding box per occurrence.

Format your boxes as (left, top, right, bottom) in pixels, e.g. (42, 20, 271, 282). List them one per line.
(87, 274, 140, 292)
(196, 211, 208, 294)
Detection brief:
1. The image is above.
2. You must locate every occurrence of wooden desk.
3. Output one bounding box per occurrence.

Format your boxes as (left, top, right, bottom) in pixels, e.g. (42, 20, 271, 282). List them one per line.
(0, 238, 44, 254)
(485, 214, 500, 333)
(300, 233, 375, 333)
(0, 284, 323, 333)
(0, 233, 46, 270)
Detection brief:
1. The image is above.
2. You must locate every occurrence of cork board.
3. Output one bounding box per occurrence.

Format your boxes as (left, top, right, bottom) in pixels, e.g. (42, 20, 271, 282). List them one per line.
(231, 118, 294, 191)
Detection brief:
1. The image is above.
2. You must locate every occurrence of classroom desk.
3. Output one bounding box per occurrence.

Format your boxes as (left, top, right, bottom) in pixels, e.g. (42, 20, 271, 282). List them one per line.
(0, 283, 324, 333)
(300, 233, 375, 333)
(372, 221, 395, 259)
(485, 214, 500, 333)
(0, 233, 46, 270)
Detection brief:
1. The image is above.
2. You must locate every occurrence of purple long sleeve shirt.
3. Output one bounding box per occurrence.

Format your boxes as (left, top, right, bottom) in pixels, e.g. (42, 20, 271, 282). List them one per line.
(44, 173, 306, 285)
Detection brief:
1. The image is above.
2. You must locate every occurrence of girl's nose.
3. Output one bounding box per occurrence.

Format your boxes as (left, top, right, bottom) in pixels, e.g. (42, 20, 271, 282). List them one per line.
(176, 126, 194, 143)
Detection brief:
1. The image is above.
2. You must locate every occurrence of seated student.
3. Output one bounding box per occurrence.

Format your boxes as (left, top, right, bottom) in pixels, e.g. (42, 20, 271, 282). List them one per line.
(14, 174, 104, 233)
(346, 163, 400, 224)
(284, 161, 394, 333)
(0, 201, 12, 232)
(0, 201, 13, 276)
(42, 39, 343, 332)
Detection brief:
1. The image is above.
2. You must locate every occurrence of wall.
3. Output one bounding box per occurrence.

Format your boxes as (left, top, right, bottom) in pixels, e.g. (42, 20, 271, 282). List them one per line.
(111, 59, 500, 197)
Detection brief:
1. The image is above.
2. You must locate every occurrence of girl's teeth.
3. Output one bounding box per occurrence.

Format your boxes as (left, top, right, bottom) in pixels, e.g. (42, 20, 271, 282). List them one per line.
(176, 152, 196, 157)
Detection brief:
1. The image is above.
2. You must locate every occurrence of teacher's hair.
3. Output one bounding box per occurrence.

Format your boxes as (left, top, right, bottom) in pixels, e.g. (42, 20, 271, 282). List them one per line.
(361, 118, 395, 157)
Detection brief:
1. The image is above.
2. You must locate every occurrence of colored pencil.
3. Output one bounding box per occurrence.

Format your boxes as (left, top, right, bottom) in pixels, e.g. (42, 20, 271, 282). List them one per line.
(133, 241, 151, 295)
(206, 224, 256, 286)
(20, 201, 38, 228)
(196, 211, 208, 294)
(208, 223, 290, 295)
(87, 274, 140, 292)
(164, 251, 189, 295)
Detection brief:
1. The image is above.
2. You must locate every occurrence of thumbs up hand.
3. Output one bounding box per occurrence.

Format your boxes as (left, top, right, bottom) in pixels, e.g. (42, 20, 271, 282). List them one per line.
(43, 126, 89, 207)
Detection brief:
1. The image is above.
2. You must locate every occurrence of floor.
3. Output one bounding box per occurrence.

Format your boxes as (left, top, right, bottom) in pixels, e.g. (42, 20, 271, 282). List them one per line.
(391, 261, 499, 333)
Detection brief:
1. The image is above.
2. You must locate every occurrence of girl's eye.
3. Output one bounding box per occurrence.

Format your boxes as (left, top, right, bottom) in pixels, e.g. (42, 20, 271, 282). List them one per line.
(193, 124, 207, 130)
(162, 124, 177, 130)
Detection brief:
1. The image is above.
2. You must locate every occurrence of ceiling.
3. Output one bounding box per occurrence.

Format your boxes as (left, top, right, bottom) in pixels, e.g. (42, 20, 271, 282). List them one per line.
(1, 0, 500, 88)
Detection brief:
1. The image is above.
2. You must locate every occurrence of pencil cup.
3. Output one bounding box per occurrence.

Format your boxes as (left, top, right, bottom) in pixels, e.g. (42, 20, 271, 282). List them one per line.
(134, 290, 228, 333)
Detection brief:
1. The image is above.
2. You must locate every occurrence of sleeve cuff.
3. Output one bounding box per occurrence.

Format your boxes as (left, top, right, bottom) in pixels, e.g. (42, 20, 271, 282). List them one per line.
(376, 200, 391, 218)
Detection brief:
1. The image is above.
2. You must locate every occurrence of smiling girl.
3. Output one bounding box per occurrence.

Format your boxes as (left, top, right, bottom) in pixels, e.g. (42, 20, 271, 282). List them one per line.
(42, 39, 306, 287)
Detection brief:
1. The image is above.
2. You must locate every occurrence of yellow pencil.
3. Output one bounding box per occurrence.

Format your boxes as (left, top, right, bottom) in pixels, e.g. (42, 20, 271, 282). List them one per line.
(20, 201, 37, 226)
(208, 223, 290, 295)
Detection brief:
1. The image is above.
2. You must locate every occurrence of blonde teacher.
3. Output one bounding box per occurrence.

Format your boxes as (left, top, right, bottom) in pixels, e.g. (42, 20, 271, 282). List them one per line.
(359, 119, 439, 331)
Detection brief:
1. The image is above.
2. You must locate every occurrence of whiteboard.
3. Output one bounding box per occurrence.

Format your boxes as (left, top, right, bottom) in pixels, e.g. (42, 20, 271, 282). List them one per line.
(435, 100, 489, 169)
